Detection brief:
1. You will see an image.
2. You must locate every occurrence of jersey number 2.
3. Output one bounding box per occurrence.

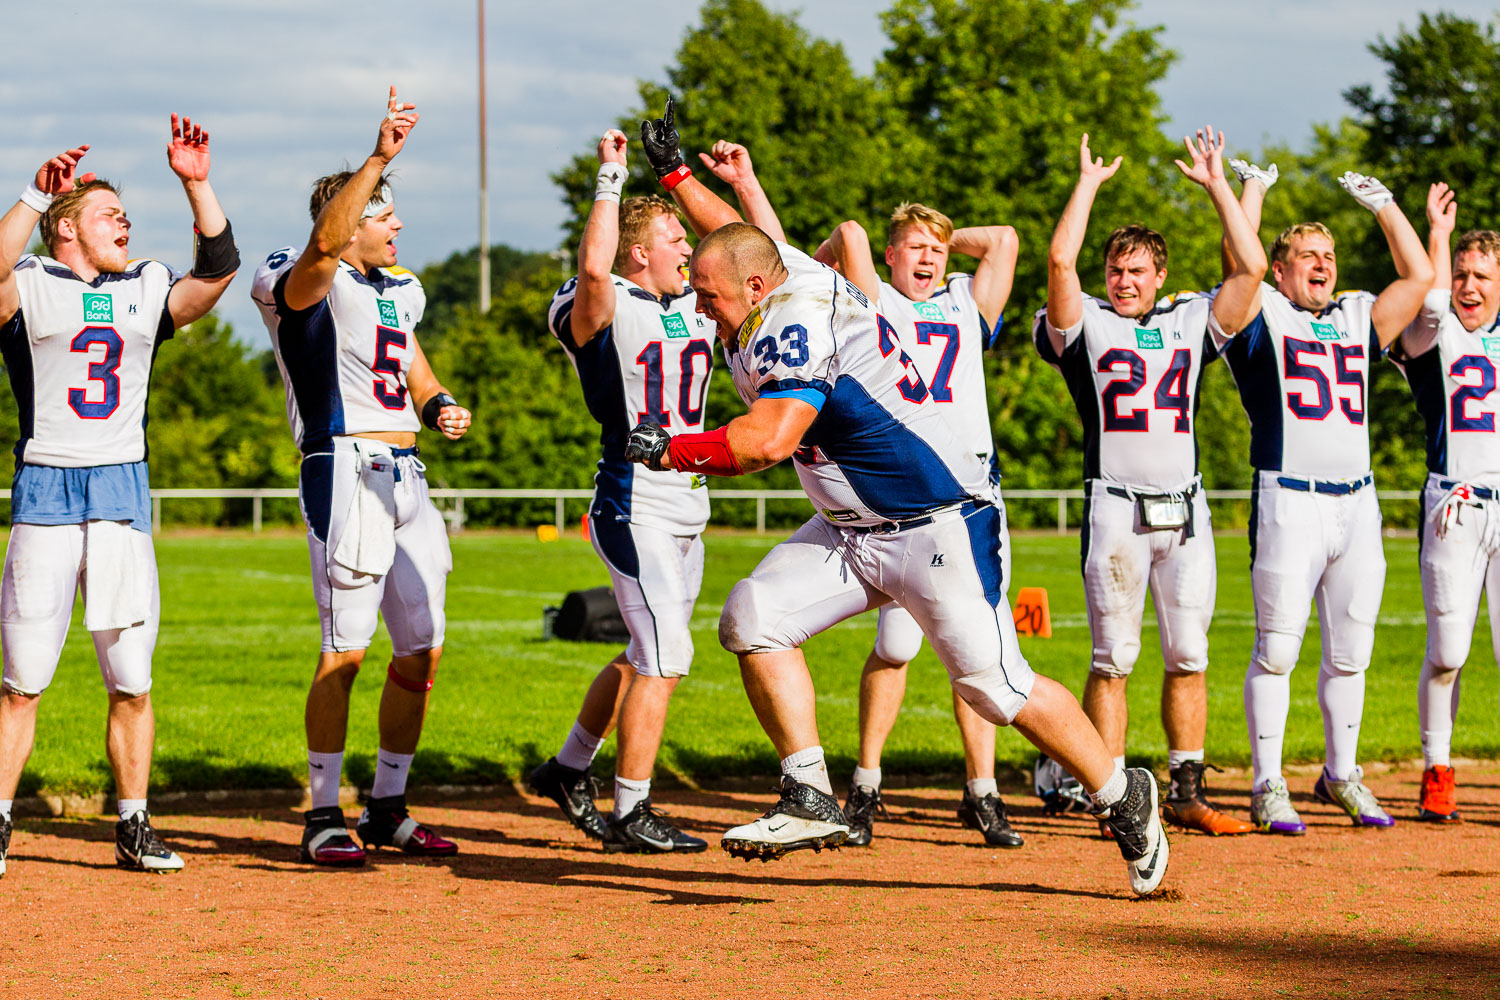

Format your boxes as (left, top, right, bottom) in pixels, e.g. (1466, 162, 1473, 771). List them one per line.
(1450, 355, 1497, 432)
(68, 327, 122, 419)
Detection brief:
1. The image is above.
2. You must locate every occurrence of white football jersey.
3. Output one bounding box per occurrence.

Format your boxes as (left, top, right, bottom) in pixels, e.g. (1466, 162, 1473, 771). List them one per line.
(1036, 293, 1222, 491)
(1218, 284, 1379, 478)
(0, 255, 176, 468)
(251, 247, 423, 453)
(1392, 291, 1500, 484)
(877, 275, 995, 464)
(726, 243, 990, 526)
(548, 275, 713, 535)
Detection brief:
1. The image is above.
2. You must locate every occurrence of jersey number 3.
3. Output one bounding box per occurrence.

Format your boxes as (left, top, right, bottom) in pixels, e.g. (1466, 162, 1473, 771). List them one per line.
(68, 327, 123, 419)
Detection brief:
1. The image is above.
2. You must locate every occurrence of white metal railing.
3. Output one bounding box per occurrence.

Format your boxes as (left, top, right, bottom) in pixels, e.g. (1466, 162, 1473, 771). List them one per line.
(0, 486, 1428, 534)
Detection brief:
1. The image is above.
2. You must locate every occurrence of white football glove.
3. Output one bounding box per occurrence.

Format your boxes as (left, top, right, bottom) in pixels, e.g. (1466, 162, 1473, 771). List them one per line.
(1339, 171, 1395, 213)
(1229, 159, 1278, 190)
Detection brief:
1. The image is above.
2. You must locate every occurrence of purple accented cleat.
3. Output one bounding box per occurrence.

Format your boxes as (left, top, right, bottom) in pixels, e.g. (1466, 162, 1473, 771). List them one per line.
(1250, 778, 1306, 835)
(1314, 766, 1395, 828)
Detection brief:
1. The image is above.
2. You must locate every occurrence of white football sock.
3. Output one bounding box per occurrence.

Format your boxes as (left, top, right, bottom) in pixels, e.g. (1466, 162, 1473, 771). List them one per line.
(371, 749, 414, 800)
(557, 721, 604, 771)
(1417, 658, 1460, 768)
(966, 778, 997, 799)
(851, 765, 881, 791)
(1245, 663, 1290, 792)
(1167, 748, 1203, 769)
(1089, 765, 1127, 810)
(781, 745, 833, 796)
(307, 750, 343, 810)
(117, 798, 147, 821)
(613, 775, 650, 818)
(1421, 730, 1453, 769)
(1113, 755, 1126, 770)
(0, 800, 10, 821)
(1319, 667, 1365, 782)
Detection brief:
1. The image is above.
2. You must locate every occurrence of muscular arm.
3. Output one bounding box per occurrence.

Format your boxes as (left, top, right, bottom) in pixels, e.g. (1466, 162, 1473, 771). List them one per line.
(698, 142, 787, 242)
(1425, 182, 1456, 293)
(0, 145, 92, 326)
(1168, 131, 1266, 334)
(569, 130, 629, 347)
(165, 176, 235, 327)
(1048, 137, 1120, 347)
(666, 395, 818, 474)
(666, 174, 743, 239)
(949, 225, 1019, 326)
(814, 220, 880, 300)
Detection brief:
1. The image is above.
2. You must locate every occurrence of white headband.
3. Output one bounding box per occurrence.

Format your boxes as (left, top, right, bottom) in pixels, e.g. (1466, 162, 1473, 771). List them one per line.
(362, 184, 393, 219)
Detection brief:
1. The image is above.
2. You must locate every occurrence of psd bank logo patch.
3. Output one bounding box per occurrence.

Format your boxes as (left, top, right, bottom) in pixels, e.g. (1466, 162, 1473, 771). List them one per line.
(82, 293, 112, 324)
(913, 301, 945, 321)
(1135, 328, 1163, 350)
(377, 299, 400, 328)
(660, 313, 690, 339)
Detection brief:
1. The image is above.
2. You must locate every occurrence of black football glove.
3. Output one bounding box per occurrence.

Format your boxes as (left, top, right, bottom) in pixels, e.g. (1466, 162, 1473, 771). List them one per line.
(624, 421, 672, 471)
(640, 97, 686, 178)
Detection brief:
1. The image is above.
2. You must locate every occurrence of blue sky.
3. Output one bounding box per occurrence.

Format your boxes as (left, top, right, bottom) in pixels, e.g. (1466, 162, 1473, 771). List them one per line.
(4, 1, 1493, 341)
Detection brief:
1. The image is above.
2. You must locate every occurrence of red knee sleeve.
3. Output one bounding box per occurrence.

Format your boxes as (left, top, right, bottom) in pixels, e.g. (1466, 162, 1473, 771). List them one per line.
(388, 662, 434, 693)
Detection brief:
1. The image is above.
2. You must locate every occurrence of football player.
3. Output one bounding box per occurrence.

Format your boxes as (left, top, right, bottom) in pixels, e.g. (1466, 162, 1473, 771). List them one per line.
(1390, 182, 1500, 822)
(814, 206, 1025, 848)
(1225, 160, 1433, 833)
(528, 127, 782, 853)
(1033, 129, 1264, 837)
(0, 117, 238, 875)
(251, 87, 472, 867)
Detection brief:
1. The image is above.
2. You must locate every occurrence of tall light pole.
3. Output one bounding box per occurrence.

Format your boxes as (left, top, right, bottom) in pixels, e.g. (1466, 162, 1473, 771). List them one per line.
(477, 0, 491, 313)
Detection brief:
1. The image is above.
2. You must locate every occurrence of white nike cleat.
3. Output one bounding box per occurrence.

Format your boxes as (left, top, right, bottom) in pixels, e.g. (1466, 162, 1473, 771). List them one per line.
(722, 777, 849, 861)
(1097, 768, 1170, 896)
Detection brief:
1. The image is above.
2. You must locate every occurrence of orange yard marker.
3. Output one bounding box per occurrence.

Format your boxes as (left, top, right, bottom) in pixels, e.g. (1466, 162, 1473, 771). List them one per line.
(581, 515, 591, 542)
(1012, 587, 1052, 638)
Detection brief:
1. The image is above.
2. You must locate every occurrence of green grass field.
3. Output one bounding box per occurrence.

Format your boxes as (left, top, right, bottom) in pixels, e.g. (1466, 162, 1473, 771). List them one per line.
(14, 528, 1500, 798)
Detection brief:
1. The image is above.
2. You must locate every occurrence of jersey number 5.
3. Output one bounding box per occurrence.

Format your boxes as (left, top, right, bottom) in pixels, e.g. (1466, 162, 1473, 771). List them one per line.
(373, 326, 408, 410)
(68, 327, 123, 419)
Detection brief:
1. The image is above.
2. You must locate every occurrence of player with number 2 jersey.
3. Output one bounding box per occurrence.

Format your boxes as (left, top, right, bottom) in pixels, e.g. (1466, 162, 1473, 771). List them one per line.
(0, 118, 239, 878)
(1390, 184, 1500, 823)
(1037, 128, 1265, 837)
(1225, 160, 1434, 835)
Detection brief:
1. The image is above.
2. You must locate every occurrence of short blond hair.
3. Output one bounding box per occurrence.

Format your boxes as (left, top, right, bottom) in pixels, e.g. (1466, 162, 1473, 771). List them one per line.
(1454, 230, 1500, 266)
(889, 202, 953, 246)
(308, 170, 395, 222)
(1271, 222, 1335, 266)
(614, 195, 681, 272)
(40, 180, 121, 255)
(1103, 225, 1168, 272)
(692, 222, 786, 282)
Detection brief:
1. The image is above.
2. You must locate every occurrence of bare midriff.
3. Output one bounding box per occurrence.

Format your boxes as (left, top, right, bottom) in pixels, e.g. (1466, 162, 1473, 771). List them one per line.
(352, 430, 418, 448)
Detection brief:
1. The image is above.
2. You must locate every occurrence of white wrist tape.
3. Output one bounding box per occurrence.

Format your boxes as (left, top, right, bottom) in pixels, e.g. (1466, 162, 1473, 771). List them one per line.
(20, 181, 53, 214)
(595, 162, 627, 204)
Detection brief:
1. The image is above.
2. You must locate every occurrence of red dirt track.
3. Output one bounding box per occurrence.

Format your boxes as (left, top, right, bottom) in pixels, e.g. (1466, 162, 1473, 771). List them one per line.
(5, 767, 1498, 998)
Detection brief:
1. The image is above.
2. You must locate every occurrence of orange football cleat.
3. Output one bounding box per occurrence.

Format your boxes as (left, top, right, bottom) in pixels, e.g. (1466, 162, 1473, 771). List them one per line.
(1418, 765, 1460, 823)
(1162, 761, 1254, 835)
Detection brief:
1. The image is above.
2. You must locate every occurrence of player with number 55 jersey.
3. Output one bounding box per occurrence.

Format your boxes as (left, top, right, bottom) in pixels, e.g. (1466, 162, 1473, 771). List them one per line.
(0, 118, 239, 878)
(1226, 161, 1433, 835)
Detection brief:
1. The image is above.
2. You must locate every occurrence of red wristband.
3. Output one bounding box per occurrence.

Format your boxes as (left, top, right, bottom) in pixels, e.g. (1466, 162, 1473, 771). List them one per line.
(667, 426, 743, 476)
(659, 165, 692, 191)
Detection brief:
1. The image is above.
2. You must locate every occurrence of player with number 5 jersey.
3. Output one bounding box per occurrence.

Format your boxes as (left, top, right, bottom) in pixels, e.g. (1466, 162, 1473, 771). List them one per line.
(1225, 160, 1433, 834)
(0, 118, 240, 878)
(1035, 128, 1266, 838)
(1391, 183, 1500, 823)
(253, 88, 473, 868)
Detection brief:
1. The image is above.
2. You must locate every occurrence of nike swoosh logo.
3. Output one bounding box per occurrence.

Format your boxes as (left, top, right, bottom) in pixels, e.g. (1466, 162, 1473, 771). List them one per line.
(693, 457, 711, 466)
(639, 834, 675, 850)
(767, 821, 789, 833)
(382, 761, 400, 769)
(309, 763, 324, 769)
(1256, 735, 1276, 740)
(1136, 840, 1162, 877)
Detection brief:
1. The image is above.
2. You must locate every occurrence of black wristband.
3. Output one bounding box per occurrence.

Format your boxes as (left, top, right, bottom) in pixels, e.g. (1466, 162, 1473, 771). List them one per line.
(422, 393, 458, 431)
(191, 220, 240, 280)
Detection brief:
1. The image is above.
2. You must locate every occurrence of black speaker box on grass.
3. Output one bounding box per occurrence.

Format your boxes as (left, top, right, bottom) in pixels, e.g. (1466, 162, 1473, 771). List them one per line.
(548, 586, 630, 643)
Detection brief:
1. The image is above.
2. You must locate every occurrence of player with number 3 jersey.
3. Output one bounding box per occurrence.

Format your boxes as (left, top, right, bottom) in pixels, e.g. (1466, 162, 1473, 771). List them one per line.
(1391, 183, 1500, 823)
(815, 204, 1026, 848)
(1036, 128, 1265, 837)
(1226, 158, 1433, 834)
(253, 88, 472, 868)
(0, 118, 239, 877)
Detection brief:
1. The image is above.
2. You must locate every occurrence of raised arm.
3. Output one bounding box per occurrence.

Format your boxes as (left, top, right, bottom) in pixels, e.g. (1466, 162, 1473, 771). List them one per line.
(1046, 134, 1120, 348)
(697, 140, 785, 242)
(283, 86, 418, 312)
(948, 225, 1019, 328)
(1223, 159, 1276, 278)
(567, 129, 629, 348)
(641, 99, 741, 238)
(1174, 127, 1266, 334)
(1425, 182, 1457, 292)
(407, 340, 472, 441)
(163, 115, 240, 328)
(1339, 172, 1437, 347)
(0, 145, 92, 326)
(813, 220, 880, 301)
